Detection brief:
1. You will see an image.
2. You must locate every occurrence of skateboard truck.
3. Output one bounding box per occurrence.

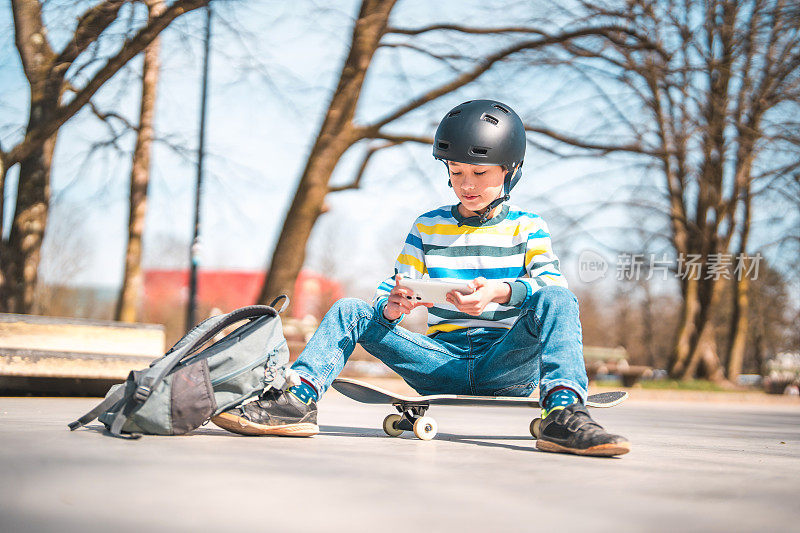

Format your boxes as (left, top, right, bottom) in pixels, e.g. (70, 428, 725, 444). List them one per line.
(383, 402, 438, 440)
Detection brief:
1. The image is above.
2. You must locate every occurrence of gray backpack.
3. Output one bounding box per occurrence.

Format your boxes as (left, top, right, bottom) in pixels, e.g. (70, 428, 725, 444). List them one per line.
(69, 298, 291, 439)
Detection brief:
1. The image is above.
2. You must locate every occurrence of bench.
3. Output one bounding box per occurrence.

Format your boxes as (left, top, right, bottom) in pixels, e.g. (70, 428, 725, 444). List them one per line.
(584, 346, 652, 387)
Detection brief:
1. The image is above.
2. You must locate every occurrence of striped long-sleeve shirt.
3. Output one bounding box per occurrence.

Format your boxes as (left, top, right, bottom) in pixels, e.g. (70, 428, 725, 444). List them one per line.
(373, 204, 568, 336)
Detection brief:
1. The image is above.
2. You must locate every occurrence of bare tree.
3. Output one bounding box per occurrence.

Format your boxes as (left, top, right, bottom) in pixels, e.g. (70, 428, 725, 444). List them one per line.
(258, 0, 650, 308)
(114, 0, 166, 322)
(0, 0, 208, 314)
(522, 0, 799, 380)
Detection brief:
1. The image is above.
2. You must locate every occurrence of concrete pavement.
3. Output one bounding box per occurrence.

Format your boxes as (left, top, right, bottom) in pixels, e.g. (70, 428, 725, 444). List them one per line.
(1, 392, 798, 532)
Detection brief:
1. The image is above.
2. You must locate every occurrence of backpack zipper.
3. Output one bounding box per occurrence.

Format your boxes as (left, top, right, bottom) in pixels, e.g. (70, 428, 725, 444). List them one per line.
(210, 339, 288, 386)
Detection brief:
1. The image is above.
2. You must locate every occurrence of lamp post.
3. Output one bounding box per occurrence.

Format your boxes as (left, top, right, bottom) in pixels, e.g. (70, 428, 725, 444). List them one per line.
(187, 2, 212, 332)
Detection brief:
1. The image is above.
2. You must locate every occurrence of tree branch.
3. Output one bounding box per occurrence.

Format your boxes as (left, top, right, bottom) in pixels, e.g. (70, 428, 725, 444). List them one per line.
(328, 141, 399, 193)
(86, 99, 137, 150)
(52, 0, 127, 80)
(6, 0, 208, 168)
(378, 42, 469, 62)
(524, 125, 659, 156)
(87, 99, 138, 132)
(364, 25, 645, 134)
(386, 24, 548, 36)
(365, 132, 433, 145)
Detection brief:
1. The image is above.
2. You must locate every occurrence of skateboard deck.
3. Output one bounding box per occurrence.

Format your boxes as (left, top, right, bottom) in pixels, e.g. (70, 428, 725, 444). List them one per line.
(331, 378, 628, 441)
(331, 378, 627, 408)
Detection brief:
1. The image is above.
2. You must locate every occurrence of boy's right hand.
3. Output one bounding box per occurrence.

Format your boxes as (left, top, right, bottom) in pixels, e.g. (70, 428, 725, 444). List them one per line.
(382, 274, 433, 321)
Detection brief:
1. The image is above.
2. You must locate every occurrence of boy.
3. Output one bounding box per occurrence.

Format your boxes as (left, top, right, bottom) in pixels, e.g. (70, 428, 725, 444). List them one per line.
(213, 100, 631, 457)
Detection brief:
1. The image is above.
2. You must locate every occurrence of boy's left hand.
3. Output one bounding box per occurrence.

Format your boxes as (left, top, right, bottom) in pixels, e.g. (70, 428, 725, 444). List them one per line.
(446, 277, 510, 316)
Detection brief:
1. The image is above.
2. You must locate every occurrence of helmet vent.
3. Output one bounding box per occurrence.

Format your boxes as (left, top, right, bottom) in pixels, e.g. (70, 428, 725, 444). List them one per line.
(492, 104, 510, 114)
(480, 113, 499, 126)
(447, 110, 461, 118)
(470, 146, 489, 156)
(437, 141, 450, 150)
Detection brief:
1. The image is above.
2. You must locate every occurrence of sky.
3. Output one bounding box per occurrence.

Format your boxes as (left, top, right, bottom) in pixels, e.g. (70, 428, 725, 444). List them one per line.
(1, 0, 796, 303)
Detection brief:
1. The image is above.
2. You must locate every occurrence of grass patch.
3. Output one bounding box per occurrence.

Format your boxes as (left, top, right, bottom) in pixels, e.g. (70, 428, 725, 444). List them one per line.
(594, 379, 746, 392)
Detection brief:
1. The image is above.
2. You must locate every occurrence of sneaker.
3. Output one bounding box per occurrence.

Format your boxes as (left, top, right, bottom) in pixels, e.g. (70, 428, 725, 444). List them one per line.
(211, 388, 319, 437)
(536, 404, 630, 457)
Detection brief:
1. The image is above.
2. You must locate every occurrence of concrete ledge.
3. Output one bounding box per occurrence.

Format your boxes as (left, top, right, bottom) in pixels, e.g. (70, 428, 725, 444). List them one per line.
(0, 313, 164, 394)
(0, 313, 165, 357)
(0, 347, 156, 380)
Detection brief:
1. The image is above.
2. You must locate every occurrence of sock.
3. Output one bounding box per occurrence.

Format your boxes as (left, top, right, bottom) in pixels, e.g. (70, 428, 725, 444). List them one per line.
(288, 378, 318, 405)
(542, 387, 579, 418)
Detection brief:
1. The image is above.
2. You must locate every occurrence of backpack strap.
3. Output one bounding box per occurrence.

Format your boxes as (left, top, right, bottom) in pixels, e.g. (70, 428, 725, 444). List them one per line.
(67, 379, 128, 430)
(136, 304, 282, 399)
(162, 304, 280, 359)
(269, 295, 289, 314)
(67, 299, 289, 437)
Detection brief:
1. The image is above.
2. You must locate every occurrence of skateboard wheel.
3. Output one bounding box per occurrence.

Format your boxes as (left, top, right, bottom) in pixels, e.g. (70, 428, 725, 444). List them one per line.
(413, 416, 437, 441)
(530, 418, 542, 439)
(382, 414, 404, 437)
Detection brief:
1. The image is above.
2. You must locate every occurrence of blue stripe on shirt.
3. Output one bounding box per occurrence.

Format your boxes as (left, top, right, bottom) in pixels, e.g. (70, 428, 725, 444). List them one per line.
(405, 232, 424, 250)
(427, 266, 527, 279)
(527, 229, 550, 240)
(507, 210, 541, 221)
(531, 271, 562, 277)
(420, 207, 452, 219)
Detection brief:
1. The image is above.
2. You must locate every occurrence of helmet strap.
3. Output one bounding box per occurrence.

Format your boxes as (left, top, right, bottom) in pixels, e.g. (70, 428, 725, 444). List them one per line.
(475, 165, 519, 223)
(476, 194, 509, 224)
(444, 160, 521, 225)
(505, 164, 521, 195)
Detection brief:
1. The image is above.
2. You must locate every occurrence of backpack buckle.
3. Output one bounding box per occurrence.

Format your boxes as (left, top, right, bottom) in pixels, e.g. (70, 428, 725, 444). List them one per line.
(134, 385, 151, 403)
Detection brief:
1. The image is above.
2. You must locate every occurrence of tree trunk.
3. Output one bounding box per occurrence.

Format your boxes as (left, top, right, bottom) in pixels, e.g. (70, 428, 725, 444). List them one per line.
(697, 327, 725, 383)
(639, 279, 657, 368)
(0, 154, 6, 238)
(726, 274, 749, 381)
(257, 0, 396, 308)
(0, 155, 6, 293)
(725, 167, 753, 381)
(669, 277, 701, 377)
(753, 330, 766, 376)
(115, 0, 165, 322)
(681, 274, 726, 381)
(0, 102, 57, 313)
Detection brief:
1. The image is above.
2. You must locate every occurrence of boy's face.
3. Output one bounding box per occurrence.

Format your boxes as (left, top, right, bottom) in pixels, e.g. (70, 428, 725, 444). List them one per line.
(447, 161, 505, 213)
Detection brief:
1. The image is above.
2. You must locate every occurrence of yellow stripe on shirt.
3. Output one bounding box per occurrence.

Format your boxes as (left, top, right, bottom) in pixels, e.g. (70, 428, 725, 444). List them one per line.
(524, 247, 549, 266)
(426, 323, 469, 335)
(416, 222, 523, 237)
(397, 253, 427, 275)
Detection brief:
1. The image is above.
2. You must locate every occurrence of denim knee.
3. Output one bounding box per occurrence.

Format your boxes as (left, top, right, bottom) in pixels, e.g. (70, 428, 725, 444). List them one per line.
(328, 297, 373, 320)
(531, 286, 578, 314)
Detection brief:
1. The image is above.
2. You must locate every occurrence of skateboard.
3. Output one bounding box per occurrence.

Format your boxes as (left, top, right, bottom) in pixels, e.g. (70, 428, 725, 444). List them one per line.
(331, 377, 628, 441)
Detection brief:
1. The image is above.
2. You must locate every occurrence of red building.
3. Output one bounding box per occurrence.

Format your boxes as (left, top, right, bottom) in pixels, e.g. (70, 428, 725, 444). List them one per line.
(143, 269, 343, 323)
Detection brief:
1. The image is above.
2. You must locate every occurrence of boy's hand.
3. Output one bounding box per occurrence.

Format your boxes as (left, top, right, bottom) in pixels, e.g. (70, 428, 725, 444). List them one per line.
(446, 277, 510, 316)
(383, 275, 433, 321)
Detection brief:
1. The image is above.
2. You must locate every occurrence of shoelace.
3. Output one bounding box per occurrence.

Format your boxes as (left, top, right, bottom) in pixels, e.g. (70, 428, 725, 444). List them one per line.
(256, 388, 283, 406)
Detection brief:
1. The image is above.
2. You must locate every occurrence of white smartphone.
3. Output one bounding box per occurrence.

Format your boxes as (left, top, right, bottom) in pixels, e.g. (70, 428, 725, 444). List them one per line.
(397, 278, 474, 305)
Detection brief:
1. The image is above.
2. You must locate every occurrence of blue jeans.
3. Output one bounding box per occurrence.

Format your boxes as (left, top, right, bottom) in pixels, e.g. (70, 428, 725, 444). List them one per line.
(291, 286, 588, 402)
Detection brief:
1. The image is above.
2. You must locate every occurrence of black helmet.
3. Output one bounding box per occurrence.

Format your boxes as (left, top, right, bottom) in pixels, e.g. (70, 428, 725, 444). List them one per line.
(433, 99, 526, 170)
(433, 99, 527, 222)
